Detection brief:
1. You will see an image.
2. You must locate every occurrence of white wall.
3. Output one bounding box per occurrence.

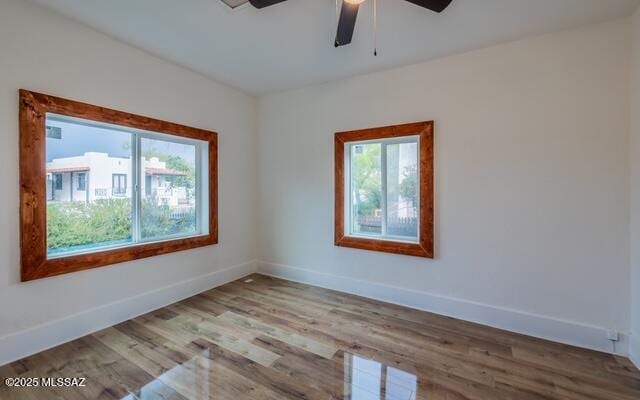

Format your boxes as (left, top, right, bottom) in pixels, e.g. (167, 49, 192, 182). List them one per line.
(258, 19, 632, 353)
(1, 0, 637, 365)
(630, 7, 640, 367)
(0, 0, 257, 364)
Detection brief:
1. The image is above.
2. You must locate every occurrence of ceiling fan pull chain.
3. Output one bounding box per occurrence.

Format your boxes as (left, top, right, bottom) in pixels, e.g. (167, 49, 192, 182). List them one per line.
(373, 0, 378, 56)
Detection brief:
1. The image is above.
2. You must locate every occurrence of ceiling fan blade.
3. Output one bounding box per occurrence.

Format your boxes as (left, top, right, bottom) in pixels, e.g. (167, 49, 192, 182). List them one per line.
(335, 1, 359, 47)
(404, 0, 453, 13)
(248, 0, 288, 8)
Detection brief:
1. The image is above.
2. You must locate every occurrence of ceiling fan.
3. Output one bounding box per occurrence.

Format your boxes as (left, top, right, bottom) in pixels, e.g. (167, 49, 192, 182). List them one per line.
(248, 0, 453, 48)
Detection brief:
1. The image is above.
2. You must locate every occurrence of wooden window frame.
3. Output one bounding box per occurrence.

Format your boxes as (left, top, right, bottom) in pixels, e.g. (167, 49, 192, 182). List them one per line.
(335, 121, 434, 258)
(19, 90, 218, 282)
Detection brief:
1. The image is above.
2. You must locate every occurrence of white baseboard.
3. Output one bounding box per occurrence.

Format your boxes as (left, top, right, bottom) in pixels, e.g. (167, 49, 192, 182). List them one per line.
(257, 261, 629, 356)
(631, 335, 640, 369)
(0, 260, 257, 366)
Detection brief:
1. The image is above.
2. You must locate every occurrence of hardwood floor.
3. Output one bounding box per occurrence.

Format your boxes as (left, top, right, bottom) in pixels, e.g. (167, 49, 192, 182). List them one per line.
(1, 274, 639, 400)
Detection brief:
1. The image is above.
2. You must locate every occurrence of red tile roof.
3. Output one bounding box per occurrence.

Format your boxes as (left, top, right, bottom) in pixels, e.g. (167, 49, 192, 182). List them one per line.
(145, 167, 186, 176)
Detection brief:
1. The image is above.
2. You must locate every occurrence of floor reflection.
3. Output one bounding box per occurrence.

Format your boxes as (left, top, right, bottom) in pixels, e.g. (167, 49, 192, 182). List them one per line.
(4, 276, 636, 400)
(344, 353, 418, 400)
(117, 349, 419, 400)
(121, 353, 213, 400)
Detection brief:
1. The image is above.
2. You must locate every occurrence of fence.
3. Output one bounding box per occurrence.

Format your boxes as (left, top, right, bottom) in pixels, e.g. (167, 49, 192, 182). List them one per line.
(93, 187, 128, 197)
(170, 208, 195, 220)
(357, 216, 418, 237)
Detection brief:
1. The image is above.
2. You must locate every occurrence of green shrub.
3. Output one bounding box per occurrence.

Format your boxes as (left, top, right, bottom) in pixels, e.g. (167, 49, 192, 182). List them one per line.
(47, 198, 132, 250)
(140, 199, 196, 239)
(47, 198, 195, 251)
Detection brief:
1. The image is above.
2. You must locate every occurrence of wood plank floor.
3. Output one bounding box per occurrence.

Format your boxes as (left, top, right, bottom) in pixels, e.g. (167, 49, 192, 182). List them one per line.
(1, 274, 639, 400)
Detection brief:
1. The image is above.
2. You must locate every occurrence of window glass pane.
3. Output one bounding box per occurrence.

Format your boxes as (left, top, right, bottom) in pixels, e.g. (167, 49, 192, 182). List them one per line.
(140, 137, 197, 241)
(351, 143, 382, 236)
(386, 142, 418, 239)
(77, 173, 86, 191)
(54, 174, 62, 190)
(46, 115, 133, 256)
(112, 173, 127, 196)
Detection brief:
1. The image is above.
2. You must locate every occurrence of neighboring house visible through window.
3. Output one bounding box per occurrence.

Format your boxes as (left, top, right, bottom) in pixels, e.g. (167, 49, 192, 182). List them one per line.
(44, 135, 203, 255)
(335, 121, 434, 258)
(19, 90, 218, 282)
(46, 154, 193, 206)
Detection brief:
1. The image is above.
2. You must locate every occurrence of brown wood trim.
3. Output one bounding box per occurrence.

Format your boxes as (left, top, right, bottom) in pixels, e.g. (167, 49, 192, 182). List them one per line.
(335, 121, 434, 258)
(20, 90, 218, 282)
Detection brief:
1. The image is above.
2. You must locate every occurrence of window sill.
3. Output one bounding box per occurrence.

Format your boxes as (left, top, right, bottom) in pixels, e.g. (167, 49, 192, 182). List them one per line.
(344, 233, 419, 245)
(46, 232, 209, 260)
(335, 234, 433, 258)
(23, 233, 218, 282)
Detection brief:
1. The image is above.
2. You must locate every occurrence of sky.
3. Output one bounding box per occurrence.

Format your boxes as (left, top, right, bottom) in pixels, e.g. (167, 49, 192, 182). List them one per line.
(46, 116, 196, 165)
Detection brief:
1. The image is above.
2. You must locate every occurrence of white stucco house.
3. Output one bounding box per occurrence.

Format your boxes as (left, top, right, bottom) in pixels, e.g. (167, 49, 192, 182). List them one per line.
(46, 152, 192, 208)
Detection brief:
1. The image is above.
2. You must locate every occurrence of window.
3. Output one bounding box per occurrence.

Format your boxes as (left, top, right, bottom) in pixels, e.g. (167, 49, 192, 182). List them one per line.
(145, 175, 152, 196)
(77, 173, 86, 191)
(20, 90, 218, 281)
(140, 137, 198, 241)
(335, 122, 433, 258)
(54, 174, 63, 190)
(349, 139, 419, 241)
(112, 173, 127, 196)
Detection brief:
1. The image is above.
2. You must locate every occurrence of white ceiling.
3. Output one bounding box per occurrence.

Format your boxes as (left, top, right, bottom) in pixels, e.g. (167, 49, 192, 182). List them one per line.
(29, 0, 640, 95)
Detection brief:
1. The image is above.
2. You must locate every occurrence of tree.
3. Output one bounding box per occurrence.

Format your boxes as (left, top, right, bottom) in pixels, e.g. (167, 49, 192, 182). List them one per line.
(398, 164, 418, 213)
(352, 144, 382, 217)
(143, 150, 195, 198)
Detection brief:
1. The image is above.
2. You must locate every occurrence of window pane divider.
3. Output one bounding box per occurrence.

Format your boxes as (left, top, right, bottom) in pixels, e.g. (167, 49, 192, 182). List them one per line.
(195, 143, 200, 235)
(415, 136, 421, 239)
(381, 142, 388, 237)
(346, 143, 352, 235)
(348, 144, 354, 234)
(132, 133, 141, 243)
